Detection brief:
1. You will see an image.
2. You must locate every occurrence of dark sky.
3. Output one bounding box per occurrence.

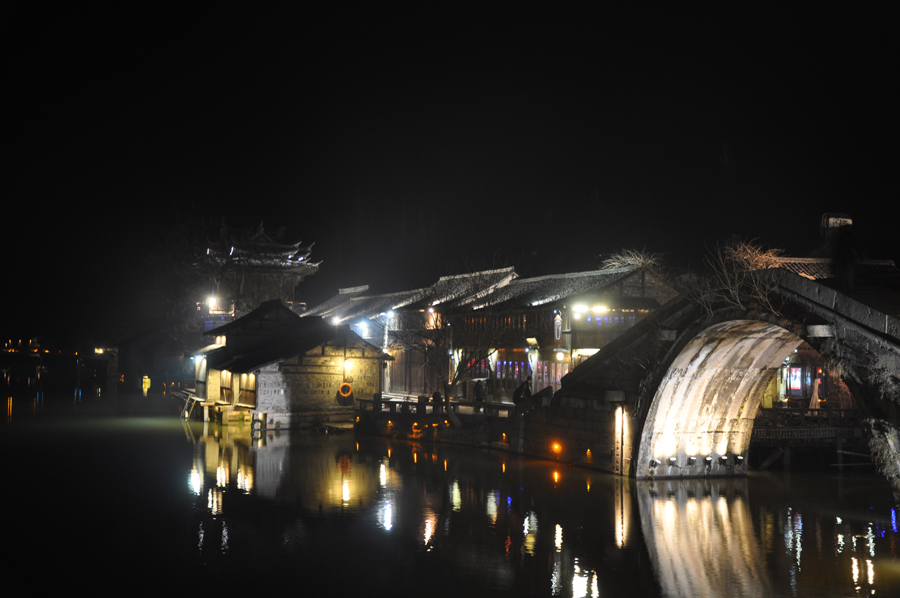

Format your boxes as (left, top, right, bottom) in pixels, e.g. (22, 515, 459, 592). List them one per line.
(5, 3, 899, 343)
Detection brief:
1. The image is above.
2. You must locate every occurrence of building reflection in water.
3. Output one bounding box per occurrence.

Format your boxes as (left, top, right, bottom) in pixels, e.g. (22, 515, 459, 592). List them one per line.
(180, 423, 897, 596)
(637, 478, 771, 598)
(188, 422, 381, 514)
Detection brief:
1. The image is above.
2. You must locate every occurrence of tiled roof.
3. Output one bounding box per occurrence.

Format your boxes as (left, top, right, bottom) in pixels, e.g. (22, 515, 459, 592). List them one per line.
(423, 267, 518, 308)
(302, 289, 425, 322)
(302, 286, 372, 317)
(302, 265, 656, 320)
(472, 267, 639, 309)
(203, 300, 304, 336)
(205, 320, 387, 372)
(205, 232, 319, 271)
(303, 268, 517, 322)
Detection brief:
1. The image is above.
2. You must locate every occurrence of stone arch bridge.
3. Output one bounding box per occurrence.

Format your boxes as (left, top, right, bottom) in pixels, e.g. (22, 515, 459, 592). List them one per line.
(531, 269, 900, 498)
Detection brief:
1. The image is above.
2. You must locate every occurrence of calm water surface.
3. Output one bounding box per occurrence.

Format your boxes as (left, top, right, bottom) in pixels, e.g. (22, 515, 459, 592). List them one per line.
(5, 393, 899, 596)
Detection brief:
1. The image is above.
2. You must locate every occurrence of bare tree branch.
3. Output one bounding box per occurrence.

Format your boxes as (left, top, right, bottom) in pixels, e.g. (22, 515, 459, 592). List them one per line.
(601, 249, 663, 271)
(681, 240, 785, 316)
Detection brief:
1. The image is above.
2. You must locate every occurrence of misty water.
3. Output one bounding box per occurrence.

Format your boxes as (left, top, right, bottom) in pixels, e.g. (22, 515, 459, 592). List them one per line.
(5, 393, 899, 596)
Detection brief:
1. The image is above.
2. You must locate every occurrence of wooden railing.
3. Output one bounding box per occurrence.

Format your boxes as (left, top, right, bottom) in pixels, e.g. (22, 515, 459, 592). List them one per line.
(754, 408, 859, 429)
(357, 396, 515, 418)
(752, 427, 863, 440)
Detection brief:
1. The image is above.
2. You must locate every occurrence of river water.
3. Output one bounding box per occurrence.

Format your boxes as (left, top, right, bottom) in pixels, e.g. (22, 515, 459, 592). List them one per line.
(5, 393, 899, 596)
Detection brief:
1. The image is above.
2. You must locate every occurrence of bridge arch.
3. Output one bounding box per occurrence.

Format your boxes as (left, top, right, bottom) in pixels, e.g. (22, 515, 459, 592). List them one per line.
(634, 319, 805, 478)
(551, 273, 899, 495)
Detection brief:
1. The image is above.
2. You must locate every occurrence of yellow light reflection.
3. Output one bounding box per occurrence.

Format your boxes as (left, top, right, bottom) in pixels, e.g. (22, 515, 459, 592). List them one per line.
(189, 467, 202, 495)
(451, 480, 461, 511)
(216, 465, 229, 488)
(383, 503, 393, 531)
(644, 483, 770, 597)
(613, 477, 631, 550)
(487, 491, 498, 525)
(522, 534, 537, 556)
(523, 512, 537, 556)
(572, 565, 588, 598)
(236, 467, 252, 492)
(424, 519, 434, 545)
(207, 488, 222, 515)
(571, 561, 599, 598)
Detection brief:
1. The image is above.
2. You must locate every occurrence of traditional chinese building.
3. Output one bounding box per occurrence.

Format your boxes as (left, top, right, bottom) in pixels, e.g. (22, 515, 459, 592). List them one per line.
(198, 223, 320, 329)
(193, 300, 390, 427)
(303, 265, 677, 401)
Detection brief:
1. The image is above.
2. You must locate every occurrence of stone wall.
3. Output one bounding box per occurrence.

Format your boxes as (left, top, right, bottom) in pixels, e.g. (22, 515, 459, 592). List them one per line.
(518, 398, 624, 473)
(256, 363, 289, 412)
(282, 354, 342, 411)
(277, 348, 383, 413)
(208, 369, 221, 402)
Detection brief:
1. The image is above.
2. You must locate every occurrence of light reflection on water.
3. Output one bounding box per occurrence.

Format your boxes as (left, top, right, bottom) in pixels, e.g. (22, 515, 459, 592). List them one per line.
(4, 394, 899, 596)
(638, 480, 770, 597)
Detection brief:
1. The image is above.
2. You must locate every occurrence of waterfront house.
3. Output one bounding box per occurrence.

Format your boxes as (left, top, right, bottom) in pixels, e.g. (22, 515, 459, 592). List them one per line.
(302, 265, 676, 401)
(193, 300, 390, 426)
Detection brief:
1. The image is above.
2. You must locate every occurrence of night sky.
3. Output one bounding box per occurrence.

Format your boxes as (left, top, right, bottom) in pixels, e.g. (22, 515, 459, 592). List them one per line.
(5, 4, 899, 343)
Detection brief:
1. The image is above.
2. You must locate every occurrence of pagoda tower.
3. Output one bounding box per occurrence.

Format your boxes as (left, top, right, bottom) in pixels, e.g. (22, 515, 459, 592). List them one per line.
(201, 223, 320, 321)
